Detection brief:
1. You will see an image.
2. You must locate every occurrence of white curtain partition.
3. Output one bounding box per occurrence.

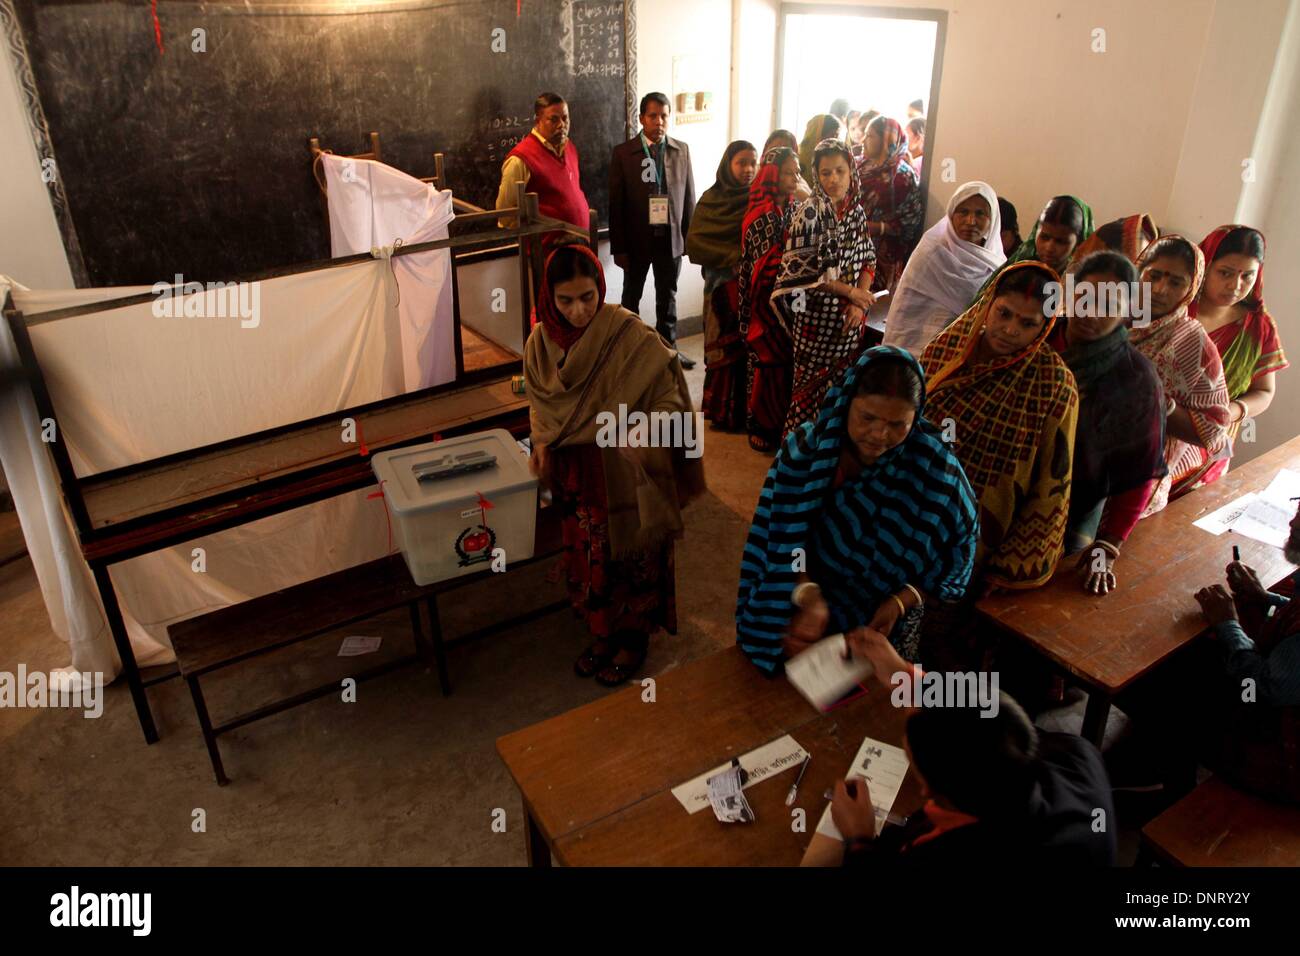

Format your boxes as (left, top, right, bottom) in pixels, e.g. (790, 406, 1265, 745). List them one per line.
(0, 172, 458, 680)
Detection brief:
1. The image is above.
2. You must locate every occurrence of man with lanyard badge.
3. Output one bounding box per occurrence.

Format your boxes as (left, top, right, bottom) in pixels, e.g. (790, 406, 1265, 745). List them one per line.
(609, 92, 698, 368)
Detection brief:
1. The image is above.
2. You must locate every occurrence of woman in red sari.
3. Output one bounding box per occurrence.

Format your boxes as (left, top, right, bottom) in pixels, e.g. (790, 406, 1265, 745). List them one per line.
(525, 244, 706, 685)
(856, 116, 923, 295)
(1186, 225, 1288, 488)
(738, 146, 802, 452)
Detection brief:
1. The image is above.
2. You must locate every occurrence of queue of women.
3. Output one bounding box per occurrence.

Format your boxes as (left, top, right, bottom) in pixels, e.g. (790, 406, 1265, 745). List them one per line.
(523, 108, 1286, 695)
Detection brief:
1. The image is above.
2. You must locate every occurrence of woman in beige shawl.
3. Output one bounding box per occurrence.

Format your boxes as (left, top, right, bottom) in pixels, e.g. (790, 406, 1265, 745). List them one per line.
(525, 243, 705, 685)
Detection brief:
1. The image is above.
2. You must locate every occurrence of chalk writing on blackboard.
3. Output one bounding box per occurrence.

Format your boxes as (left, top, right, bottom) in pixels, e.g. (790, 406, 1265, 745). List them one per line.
(561, 0, 625, 78)
(481, 115, 533, 169)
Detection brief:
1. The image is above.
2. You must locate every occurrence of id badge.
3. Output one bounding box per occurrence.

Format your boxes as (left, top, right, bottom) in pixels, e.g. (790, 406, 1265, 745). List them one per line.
(649, 195, 670, 225)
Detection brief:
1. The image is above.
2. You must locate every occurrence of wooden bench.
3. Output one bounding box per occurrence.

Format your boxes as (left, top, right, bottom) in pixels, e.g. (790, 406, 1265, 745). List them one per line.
(1138, 775, 1300, 867)
(170, 504, 563, 785)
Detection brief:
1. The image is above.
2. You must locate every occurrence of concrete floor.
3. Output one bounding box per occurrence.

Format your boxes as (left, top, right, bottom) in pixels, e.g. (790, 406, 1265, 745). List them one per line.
(0, 331, 1142, 865)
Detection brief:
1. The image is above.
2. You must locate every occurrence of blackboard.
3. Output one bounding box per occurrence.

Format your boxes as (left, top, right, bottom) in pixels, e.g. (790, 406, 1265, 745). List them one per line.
(11, 0, 635, 286)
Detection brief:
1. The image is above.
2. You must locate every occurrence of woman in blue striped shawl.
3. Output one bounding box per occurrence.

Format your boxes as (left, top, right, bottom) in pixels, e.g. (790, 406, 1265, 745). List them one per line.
(736, 346, 978, 674)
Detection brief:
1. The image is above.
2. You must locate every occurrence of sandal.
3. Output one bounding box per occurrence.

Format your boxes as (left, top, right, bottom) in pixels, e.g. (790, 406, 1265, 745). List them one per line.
(595, 634, 648, 687)
(748, 434, 775, 453)
(574, 638, 615, 678)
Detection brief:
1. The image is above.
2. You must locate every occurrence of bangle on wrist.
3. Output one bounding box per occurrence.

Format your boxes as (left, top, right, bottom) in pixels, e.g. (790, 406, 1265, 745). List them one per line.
(902, 583, 923, 609)
(1093, 539, 1120, 560)
(792, 582, 821, 609)
(890, 593, 907, 618)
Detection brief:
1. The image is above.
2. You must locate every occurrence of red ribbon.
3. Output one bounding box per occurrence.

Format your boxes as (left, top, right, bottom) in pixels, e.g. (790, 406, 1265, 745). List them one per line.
(366, 480, 395, 553)
(476, 492, 494, 528)
(355, 419, 369, 457)
(151, 0, 164, 54)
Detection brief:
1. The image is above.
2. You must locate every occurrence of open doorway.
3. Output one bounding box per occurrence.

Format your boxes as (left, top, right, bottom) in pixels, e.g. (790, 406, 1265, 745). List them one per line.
(776, 4, 946, 203)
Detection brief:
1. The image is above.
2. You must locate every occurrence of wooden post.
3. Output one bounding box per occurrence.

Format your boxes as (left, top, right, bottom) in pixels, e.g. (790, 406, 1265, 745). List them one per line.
(516, 181, 533, 345)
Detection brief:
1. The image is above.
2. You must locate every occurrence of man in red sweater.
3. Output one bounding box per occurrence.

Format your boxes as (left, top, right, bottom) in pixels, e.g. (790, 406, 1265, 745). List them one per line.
(495, 92, 591, 238)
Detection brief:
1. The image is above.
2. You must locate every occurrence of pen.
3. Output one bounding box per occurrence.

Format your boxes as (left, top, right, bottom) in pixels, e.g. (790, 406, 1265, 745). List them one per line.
(1232, 545, 1240, 562)
(785, 755, 811, 806)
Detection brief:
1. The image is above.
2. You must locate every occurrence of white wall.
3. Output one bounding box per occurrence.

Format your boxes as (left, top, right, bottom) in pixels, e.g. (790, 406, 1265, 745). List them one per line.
(0, 37, 73, 289)
(1236, 0, 1300, 465)
(1166, 0, 1293, 236)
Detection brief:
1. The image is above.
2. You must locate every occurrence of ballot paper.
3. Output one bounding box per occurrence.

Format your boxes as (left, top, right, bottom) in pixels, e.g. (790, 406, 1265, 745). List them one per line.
(672, 734, 809, 814)
(816, 736, 910, 840)
(1230, 469, 1300, 548)
(706, 762, 756, 823)
(1193, 493, 1258, 536)
(338, 636, 383, 657)
(785, 633, 875, 711)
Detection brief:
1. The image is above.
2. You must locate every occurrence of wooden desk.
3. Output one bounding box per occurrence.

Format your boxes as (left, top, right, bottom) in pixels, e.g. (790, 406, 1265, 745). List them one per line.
(979, 436, 1300, 745)
(496, 646, 923, 866)
(1140, 776, 1300, 867)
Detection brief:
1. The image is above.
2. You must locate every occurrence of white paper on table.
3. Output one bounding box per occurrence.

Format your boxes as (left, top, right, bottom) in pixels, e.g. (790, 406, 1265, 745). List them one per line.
(672, 734, 809, 814)
(1261, 468, 1300, 503)
(1235, 498, 1293, 548)
(1193, 493, 1257, 536)
(816, 736, 909, 840)
(1228, 468, 1300, 548)
(338, 636, 383, 657)
(785, 634, 875, 711)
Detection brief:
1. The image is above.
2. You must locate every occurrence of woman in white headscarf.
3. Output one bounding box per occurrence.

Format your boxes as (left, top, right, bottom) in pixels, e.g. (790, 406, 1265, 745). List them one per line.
(883, 182, 1006, 357)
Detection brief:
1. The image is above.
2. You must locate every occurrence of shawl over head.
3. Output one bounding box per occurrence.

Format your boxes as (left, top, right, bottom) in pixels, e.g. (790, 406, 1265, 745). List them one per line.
(1067, 213, 1158, 271)
(975, 196, 1094, 303)
(1129, 236, 1230, 509)
(525, 254, 706, 556)
(921, 261, 1080, 589)
(799, 114, 845, 182)
(736, 346, 978, 673)
(883, 181, 1005, 355)
(686, 140, 758, 271)
(772, 140, 870, 294)
(858, 117, 911, 187)
(1190, 224, 1288, 400)
(534, 243, 606, 352)
(743, 147, 794, 236)
(738, 148, 796, 336)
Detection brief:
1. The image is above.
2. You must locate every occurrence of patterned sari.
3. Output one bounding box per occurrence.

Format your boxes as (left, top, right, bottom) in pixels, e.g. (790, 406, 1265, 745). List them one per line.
(1184, 225, 1289, 488)
(737, 347, 978, 673)
(1129, 237, 1231, 513)
(920, 262, 1080, 589)
(771, 145, 877, 435)
(855, 118, 923, 294)
(739, 149, 797, 448)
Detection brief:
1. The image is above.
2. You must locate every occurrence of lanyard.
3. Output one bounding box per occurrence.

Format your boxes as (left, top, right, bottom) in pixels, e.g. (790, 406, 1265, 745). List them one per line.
(639, 132, 666, 193)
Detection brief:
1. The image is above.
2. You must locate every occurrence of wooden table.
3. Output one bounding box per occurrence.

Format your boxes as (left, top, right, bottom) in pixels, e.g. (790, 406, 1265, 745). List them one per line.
(496, 646, 923, 866)
(978, 436, 1300, 746)
(1140, 776, 1300, 867)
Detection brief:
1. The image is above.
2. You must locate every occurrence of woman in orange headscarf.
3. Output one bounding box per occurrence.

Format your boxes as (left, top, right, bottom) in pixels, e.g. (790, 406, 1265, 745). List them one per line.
(1184, 225, 1288, 488)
